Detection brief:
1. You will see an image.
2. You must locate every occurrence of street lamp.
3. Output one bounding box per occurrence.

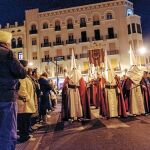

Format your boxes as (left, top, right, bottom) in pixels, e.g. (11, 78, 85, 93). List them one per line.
(28, 62, 33, 67)
(138, 47, 147, 67)
(139, 47, 146, 55)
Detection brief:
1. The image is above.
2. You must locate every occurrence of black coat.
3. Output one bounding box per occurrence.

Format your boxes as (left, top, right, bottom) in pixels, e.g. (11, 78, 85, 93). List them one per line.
(0, 45, 27, 102)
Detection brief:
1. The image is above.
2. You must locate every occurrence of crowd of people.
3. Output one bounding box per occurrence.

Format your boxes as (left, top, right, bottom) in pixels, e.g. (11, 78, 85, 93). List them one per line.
(62, 60, 150, 122)
(0, 30, 58, 149)
(17, 64, 57, 143)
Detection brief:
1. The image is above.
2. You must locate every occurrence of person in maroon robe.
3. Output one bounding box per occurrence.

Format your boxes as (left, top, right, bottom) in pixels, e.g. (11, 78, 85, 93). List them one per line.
(61, 77, 70, 121)
(122, 75, 132, 113)
(79, 77, 91, 119)
(140, 71, 150, 114)
(97, 75, 108, 117)
(115, 75, 127, 117)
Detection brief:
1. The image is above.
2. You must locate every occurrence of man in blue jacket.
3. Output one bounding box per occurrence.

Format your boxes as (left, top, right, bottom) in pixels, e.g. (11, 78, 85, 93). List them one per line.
(0, 30, 27, 149)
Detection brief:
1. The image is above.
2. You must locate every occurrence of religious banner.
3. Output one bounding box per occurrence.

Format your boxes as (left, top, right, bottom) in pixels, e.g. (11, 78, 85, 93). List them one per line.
(88, 49, 104, 67)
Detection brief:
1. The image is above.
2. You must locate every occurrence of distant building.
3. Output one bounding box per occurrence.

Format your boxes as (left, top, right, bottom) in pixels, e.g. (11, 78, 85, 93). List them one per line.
(0, 0, 147, 76)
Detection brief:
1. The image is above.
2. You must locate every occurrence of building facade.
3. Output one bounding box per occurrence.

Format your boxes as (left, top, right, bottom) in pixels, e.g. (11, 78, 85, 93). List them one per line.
(0, 0, 147, 77)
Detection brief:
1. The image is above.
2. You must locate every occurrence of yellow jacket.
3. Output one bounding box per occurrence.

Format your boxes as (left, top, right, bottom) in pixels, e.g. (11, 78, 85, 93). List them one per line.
(17, 76, 37, 113)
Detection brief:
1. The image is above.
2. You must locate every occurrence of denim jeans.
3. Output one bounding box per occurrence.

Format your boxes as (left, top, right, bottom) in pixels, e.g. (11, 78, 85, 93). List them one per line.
(0, 102, 17, 150)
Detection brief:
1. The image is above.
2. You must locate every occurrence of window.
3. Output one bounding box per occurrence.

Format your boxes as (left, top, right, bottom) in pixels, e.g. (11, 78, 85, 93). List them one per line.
(108, 27, 114, 39)
(31, 24, 37, 30)
(18, 52, 23, 60)
(81, 31, 87, 42)
(17, 37, 23, 48)
(44, 36, 49, 44)
(11, 38, 16, 48)
(17, 29, 21, 32)
(55, 21, 61, 31)
(32, 52, 37, 60)
(67, 19, 73, 29)
(94, 29, 100, 40)
(132, 23, 136, 33)
(32, 38, 37, 45)
(43, 23, 48, 29)
(128, 24, 131, 34)
(137, 24, 142, 34)
(44, 51, 49, 59)
(56, 36, 61, 43)
(93, 15, 100, 25)
(68, 34, 74, 41)
(80, 18, 86, 28)
(107, 13, 113, 20)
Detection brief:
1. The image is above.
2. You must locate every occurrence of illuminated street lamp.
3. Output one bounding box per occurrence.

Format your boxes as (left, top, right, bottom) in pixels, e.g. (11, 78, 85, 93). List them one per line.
(28, 62, 33, 67)
(139, 47, 146, 55)
(138, 47, 147, 67)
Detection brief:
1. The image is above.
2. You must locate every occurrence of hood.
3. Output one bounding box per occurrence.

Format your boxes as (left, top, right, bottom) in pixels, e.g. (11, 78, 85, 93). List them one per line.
(127, 65, 143, 84)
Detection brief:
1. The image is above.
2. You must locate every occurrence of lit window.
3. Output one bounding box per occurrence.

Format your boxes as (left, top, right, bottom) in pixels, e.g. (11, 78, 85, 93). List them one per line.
(18, 52, 23, 60)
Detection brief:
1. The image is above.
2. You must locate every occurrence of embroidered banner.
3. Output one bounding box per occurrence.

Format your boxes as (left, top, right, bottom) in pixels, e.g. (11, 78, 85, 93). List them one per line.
(88, 49, 104, 67)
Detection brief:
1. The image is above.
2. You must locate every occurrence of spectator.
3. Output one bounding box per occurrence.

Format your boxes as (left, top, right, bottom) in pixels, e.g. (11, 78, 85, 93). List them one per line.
(17, 61, 37, 143)
(38, 72, 53, 124)
(0, 30, 26, 149)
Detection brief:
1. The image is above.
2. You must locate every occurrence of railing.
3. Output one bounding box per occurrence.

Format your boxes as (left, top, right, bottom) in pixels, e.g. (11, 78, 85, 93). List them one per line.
(41, 42, 51, 47)
(92, 36, 103, 41)
(66, 39, 77, 44)
(53, 41, 64, 46)
(107, 50, 119, 55)
(79, 37, 90, 43)
(29, 30, 38, 34)
(67, 54, 78, 60)
(106, 34, 117, 39)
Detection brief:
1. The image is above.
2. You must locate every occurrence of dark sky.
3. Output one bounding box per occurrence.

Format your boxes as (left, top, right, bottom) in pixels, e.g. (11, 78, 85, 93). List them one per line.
(0, 0, 149, 45)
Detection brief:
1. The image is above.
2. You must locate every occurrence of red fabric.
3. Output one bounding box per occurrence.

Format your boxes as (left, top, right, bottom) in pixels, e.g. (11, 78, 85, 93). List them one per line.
(115, 76, 127, 117)
(88, 49, 104, 67)
(79, 77, 91, 119)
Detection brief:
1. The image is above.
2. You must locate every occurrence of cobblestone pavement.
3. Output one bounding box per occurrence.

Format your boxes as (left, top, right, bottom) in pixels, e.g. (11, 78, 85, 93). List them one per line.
(16, 104, 150, 150)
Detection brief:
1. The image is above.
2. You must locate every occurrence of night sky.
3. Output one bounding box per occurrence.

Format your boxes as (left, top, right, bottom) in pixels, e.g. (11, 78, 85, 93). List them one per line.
(0, 0, 149, 47)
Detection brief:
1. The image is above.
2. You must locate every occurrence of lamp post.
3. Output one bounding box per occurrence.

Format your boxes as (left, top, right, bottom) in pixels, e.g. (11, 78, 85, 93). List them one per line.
(138, 47, 147, 67)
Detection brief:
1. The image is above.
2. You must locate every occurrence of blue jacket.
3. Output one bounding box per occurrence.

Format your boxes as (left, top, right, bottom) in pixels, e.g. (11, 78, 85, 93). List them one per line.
(0, 45, 27, 102)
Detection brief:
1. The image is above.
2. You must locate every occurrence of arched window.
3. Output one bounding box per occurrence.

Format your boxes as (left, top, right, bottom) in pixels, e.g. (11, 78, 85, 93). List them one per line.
(17, 37, 23, 48)
(93, 15, 100, 25)
(43, 23, 48, 29)
(30, 24, 37, 34)
(55, 21, 61, 31)
(31, 24, 37, 30)
(67, 19, 73, 29)
(107, 13, 113, 20)
(11, 38, 16, 48)
(80, 18, 86, 28)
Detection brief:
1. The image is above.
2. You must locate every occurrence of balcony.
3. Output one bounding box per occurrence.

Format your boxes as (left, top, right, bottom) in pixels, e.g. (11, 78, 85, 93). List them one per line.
(66, 39, 77, 44)
(41, 57, 52, 62)
(106, 34, 117, 39)
(93, 21, 100, 26)
(80, 53, 88, 58)
(29, 30, 38, 34)
(92, 36, 103, 41)
(53, 41, 64, 46)
(54, 56, 65, 61)
(79, 37, 90, 43)
(41, 42, 51, 47)
(67, 24, 73, 29)
(107, 50, 119, 55)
